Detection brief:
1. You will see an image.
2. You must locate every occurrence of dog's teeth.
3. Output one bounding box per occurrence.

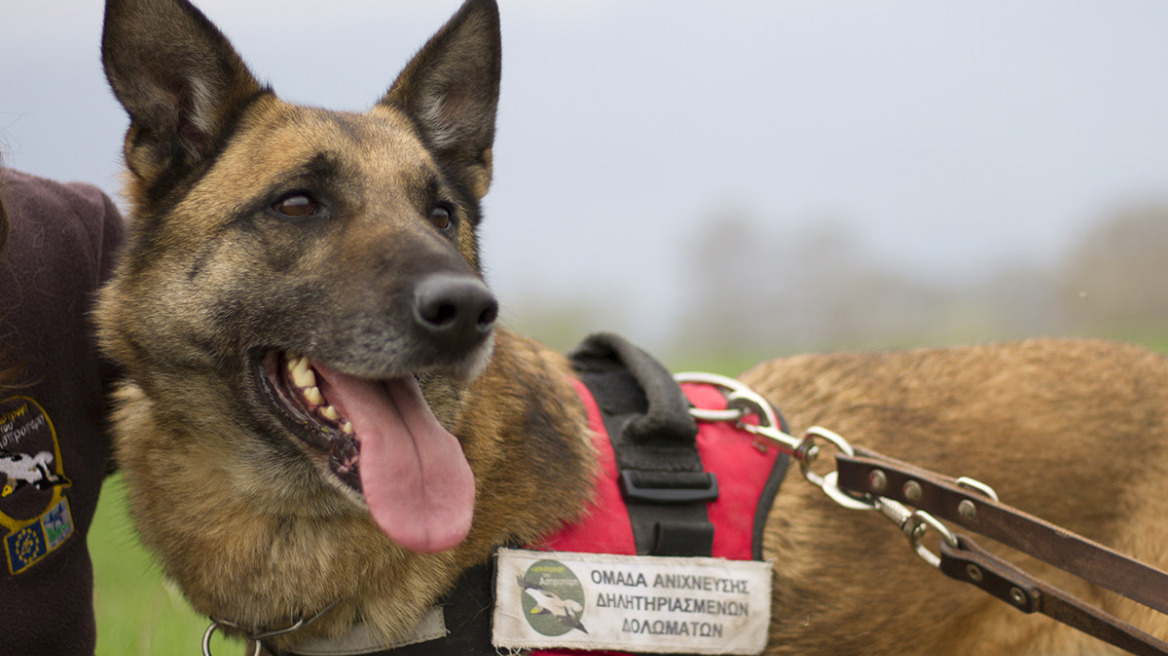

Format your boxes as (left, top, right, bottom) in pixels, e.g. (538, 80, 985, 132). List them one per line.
(304, 386, 324, 406)
(294, 367, 317, 389)
(288, 356, 316, 388)
(321, 405, 339, 421)
(341, 421, 354, 435)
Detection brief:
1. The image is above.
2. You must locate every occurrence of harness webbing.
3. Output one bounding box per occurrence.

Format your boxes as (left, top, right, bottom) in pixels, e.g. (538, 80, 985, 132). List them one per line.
(570, 333, 717, 557)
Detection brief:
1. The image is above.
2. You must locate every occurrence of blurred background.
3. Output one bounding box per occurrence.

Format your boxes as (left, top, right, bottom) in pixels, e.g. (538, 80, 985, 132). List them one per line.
(4, 1, 1168, 651)
(7, 0, 1168, 366)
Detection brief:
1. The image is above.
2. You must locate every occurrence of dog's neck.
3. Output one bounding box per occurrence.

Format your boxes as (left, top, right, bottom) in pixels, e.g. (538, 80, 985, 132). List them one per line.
(129, 329, 599, 651)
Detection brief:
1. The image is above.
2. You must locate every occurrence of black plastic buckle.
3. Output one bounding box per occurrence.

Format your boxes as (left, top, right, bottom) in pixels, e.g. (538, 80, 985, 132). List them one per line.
(618, 470, 720, 504)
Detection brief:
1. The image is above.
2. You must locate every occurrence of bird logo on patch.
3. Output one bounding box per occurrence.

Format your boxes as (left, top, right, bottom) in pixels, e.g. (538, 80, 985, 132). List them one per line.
(519, 575, 588, 634)
(518, 559, 588, 636)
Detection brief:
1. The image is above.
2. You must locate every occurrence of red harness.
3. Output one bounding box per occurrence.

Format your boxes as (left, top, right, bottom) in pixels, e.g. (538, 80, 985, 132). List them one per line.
(526, 379, 785, 656)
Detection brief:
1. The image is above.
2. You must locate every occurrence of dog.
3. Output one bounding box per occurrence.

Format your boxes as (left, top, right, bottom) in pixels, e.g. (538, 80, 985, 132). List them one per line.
(96, 0, 1168, 653)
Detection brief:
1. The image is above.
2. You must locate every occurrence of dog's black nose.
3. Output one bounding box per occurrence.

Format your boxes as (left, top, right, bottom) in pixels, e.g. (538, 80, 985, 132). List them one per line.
(413, 273, 498, 347)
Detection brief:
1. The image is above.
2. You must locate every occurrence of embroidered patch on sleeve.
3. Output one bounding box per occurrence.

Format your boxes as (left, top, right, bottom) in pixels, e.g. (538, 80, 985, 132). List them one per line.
(493, 548, 773, 655)
(0, 396, 74, 575)
(5, 497, 73, 575)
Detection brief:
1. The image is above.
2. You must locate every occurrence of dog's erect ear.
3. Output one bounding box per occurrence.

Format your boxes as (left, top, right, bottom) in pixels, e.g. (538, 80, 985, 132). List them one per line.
(102, 0, 265, 183)
(381, 0, 501, 199)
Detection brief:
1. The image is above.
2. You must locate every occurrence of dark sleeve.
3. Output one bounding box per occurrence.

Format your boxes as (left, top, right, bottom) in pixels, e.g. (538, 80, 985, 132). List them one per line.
(96, 188, 125, 282)
(57, 181, 128, 475)
(59, 180, 125, 285)
(96, 191, 126, 474)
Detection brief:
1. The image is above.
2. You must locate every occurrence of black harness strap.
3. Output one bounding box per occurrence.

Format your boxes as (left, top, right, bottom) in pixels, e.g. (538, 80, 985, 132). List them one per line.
(383, 563, 499, 656)
(569, 333, 717, 557)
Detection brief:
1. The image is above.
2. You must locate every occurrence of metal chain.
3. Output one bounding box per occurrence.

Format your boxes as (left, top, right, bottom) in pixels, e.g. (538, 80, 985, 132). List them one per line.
(202, 601, 338, 656)
(676, 372, 988, 570)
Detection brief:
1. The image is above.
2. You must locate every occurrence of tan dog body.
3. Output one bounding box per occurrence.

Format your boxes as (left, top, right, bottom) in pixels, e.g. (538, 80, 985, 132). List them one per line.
(742, 340, 1168, 654)
(97, 0, 1168, 653)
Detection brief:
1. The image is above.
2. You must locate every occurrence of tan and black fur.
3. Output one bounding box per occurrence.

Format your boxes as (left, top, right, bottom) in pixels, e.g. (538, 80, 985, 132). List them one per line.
(97, 0, 1168, 653)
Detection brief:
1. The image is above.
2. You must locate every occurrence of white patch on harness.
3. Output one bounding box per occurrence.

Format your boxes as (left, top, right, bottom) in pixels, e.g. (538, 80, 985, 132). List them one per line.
(493, 548, 772, 655)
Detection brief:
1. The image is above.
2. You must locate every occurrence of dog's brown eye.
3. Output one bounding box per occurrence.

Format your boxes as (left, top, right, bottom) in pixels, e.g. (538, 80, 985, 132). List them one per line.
(429, 205, 452, 230)
(273, 194, 319, 218)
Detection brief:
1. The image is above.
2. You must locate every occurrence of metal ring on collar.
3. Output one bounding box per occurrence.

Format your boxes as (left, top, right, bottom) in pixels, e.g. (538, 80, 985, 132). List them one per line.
(203, 601, 338, 655)
(203, 621, 261, 656)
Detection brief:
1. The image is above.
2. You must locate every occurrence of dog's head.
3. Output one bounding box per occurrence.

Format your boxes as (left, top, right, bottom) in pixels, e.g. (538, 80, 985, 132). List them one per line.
(99, 0, 501, 553)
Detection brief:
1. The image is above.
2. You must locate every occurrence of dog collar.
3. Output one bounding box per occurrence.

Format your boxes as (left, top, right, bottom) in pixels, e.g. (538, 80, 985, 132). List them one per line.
(204, 601, 339, 656)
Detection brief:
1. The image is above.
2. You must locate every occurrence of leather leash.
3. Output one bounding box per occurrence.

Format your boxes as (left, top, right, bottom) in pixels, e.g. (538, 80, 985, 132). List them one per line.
(832, 447, 1168, 655)
(939, 536, 1168, 656)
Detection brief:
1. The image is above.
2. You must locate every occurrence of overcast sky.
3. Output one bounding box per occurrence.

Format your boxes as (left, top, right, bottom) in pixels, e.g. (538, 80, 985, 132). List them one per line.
(5, 1, 1167, 346)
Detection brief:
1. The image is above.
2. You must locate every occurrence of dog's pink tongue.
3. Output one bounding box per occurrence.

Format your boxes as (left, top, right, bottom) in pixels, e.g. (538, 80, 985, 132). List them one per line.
(313, 365, 475, 553)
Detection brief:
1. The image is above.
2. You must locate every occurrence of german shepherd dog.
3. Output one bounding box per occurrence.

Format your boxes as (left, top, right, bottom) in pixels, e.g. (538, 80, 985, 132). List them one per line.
(97, 0, 1168, 653)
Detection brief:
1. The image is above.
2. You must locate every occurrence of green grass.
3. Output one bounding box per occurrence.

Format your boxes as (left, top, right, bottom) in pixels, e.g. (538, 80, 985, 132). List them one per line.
(90, 475, 236, 656)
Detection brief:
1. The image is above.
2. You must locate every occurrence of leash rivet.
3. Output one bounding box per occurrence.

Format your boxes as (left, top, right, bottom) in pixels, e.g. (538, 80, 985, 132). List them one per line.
(1010, 587, 1027, 607)
(966, 564, 983, 582)
(868, 469, 888, 492)
(903, 480, 922, 503)
(958, 499, 977, 522)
